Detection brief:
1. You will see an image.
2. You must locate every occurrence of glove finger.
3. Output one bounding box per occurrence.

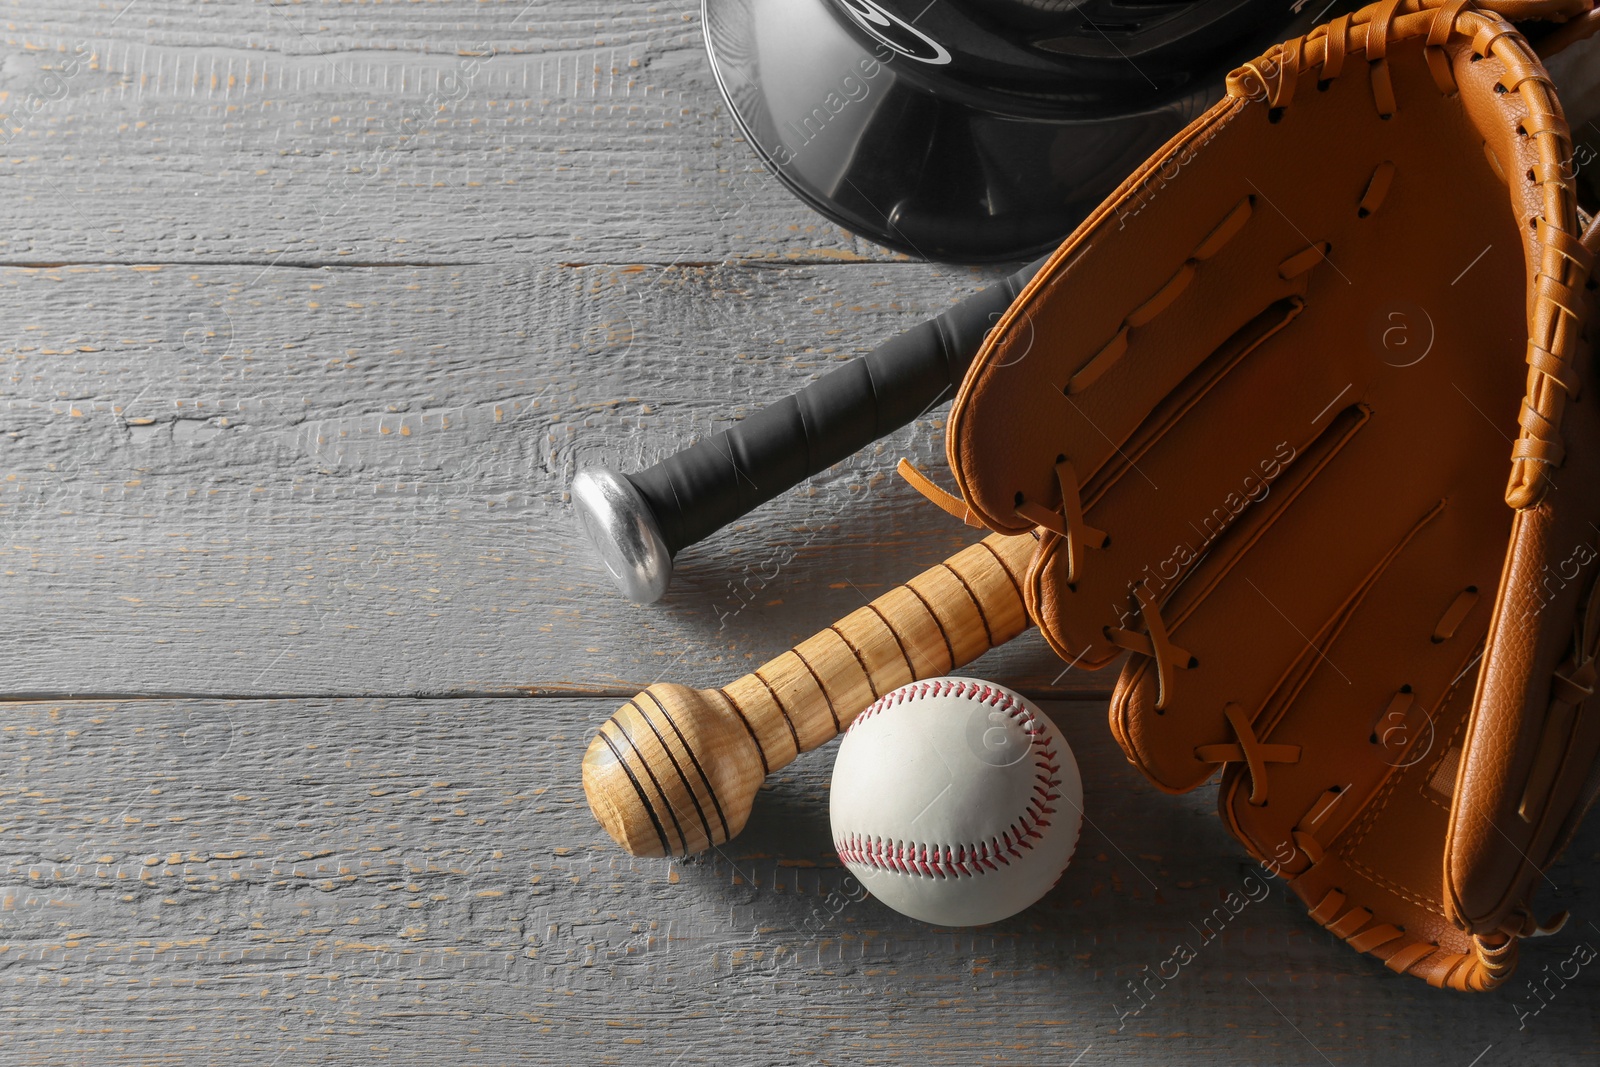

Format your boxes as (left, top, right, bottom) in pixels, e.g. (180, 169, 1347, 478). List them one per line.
(1108, 393, 1515, 987)
(1448, 215, 1600, 937)
(1095, 2, 1596, 987)
(950, 0, 1598, 989)
(1108, 435, 1513, 789)
(949, 2, 1545, 673)
(1033, 40, 1531, 781)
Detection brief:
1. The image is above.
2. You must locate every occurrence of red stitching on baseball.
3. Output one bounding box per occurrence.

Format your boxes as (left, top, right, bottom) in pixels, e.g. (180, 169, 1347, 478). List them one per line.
(836, 681, 1065, 880)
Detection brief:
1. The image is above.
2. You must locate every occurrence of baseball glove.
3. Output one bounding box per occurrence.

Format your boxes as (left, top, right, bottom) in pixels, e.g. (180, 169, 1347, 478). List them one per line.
(936, 0, 1600, 989)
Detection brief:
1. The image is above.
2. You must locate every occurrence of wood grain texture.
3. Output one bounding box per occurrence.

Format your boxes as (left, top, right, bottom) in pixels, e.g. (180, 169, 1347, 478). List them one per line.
(3, 696, 1596, 1066)
(0, 259, 1101, 697)
(0, 0, 896, 266)
(585, 533, 1036, 859)
(6, 0, 1600, 1061)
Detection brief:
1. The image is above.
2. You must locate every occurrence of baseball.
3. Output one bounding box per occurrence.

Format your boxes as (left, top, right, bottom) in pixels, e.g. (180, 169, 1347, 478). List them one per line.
(830, 677, 1083, 926)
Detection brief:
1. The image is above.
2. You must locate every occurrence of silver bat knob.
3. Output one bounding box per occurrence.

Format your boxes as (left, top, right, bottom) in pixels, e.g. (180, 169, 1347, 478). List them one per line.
(570, 258, 1048, 605)
(572, 467, 673, 604)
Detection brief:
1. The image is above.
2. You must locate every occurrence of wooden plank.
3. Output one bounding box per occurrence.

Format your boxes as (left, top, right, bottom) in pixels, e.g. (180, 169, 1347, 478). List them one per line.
(0, 259, 1110, 698)
(0, 0, 901, 266)
(0, 696, 1593, 1064)
(12, 3, 1600, 1060)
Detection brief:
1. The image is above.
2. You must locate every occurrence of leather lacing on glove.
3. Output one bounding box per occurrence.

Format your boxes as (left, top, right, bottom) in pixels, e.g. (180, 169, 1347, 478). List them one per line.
(1232, 0, 1592, 991)
(1211, 0, 1594, 992)
(1230, 0, 1596, 511)
(914, 0, 1600, 993)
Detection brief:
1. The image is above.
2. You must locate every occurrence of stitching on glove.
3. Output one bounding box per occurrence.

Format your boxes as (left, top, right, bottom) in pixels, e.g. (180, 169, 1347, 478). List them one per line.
(1308, 886, 1347, 925)
(1275, 786, 1346, 874)
(1066, 329, 1128, 396)
(1290, 829, 1324, 867)
(1347, 852, 1456, 911)
(1423, 0, 1471, 90)
(1385, 941, 1441, 976)
(1372, 688, 1417, 746)
(1301, 883, 1470, 986)
(1017, 459, 1108, 588)
(1350, 922, 1407, 952)
(1326, 642, 1479, 871)
(1358, 160, 1398, 217)
(1330, 904, 1377, 940)
(1278, 241, 1334, 279)
(1321, 13, 1352, 82)
(1056, 458, 1106, 582)
(1525, 341, 1580, 397)
(1366, 0, 1404, 116)
(1350, 693, 1472, 858)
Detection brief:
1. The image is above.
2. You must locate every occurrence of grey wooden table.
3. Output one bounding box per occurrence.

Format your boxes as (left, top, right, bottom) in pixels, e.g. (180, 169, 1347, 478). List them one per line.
(3, 2, 1598, 1064)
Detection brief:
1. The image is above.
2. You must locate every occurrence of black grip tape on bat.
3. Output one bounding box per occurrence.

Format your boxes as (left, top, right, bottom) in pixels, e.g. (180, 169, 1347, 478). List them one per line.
(630, 257, 1045, 556)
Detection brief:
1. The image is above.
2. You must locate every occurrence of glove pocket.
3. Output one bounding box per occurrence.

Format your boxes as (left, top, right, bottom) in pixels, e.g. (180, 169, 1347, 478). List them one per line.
(1101, 402, 1380, 789)
(1219, 658, 1510, 990)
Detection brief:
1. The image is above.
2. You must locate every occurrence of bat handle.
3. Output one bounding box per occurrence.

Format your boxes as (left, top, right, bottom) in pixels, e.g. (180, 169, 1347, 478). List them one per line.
(582, 531, 1037, 857)
(572, 257, 1045, 604)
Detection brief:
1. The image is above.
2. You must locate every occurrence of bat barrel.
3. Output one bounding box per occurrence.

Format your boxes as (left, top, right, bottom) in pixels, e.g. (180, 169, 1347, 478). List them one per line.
(574, 258, 1044, 603)
(583, 532, 1037, 857)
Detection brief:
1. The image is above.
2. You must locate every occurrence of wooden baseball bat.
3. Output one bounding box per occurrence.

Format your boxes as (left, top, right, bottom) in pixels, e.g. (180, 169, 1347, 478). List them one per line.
(583, 532, 1038, 857)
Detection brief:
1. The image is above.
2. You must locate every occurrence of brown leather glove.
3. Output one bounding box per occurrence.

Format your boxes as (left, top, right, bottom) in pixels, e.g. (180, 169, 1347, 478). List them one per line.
(1446, 208, 1600, 953)
(943, 0, 1600, 989)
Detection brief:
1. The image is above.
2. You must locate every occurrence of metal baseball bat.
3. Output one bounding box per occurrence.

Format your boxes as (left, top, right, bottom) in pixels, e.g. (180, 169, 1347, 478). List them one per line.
(582, 530, 1037, 858)
(572, 258, 1046, 603)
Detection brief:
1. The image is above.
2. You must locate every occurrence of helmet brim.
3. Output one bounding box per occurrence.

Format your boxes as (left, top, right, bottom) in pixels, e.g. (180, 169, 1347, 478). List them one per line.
(703, 0, 1224, 262)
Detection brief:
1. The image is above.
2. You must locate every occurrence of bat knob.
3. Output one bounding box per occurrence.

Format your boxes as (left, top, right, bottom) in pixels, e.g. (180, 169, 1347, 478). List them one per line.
(582, 684, 764, 857)
(572, 467, 673, 604)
